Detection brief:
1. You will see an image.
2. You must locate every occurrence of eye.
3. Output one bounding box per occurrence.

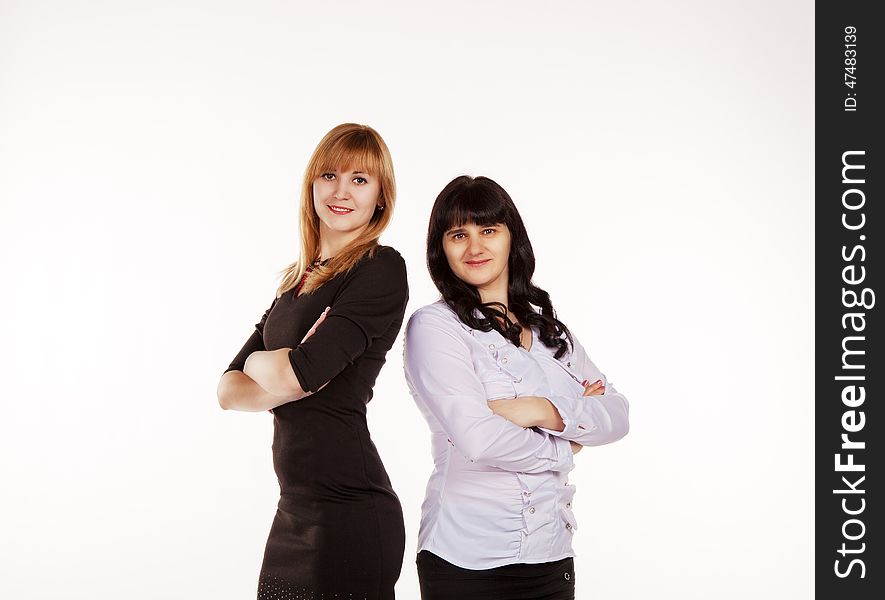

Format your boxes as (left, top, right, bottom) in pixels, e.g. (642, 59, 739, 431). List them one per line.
(450, 232, 466, 240)
(353, 176, 368, 185)
(481, 228, 496, 235)
(321, 173, 336, 181)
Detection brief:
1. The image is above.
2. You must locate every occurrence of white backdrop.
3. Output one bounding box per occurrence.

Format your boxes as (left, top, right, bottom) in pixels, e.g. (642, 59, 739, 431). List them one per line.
(0, 1, 813, 598)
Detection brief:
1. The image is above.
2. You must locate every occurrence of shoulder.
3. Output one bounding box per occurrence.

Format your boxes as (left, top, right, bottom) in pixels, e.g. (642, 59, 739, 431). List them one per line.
(367, 244, 405, 268)
(406, 301, 463, 332)
(350, 244, 406, 278)
(345, 244, 407, 285)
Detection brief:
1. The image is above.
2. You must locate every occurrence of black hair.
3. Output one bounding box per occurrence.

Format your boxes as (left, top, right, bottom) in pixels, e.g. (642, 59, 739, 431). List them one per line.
(426, 175, 573, 358)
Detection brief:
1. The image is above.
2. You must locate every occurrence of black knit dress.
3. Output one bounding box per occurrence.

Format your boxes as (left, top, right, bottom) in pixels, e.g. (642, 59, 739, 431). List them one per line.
(225, 246, 408, 600)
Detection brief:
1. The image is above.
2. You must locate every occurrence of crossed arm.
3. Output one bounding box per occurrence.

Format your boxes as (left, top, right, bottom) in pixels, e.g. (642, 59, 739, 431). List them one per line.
(217, 309, 329, 412)
(486, 380, 605, 454)
(488, 332, 629, 448)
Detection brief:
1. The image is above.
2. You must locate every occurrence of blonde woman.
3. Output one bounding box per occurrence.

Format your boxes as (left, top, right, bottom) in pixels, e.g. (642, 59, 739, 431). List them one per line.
(218, 124, 408, 599)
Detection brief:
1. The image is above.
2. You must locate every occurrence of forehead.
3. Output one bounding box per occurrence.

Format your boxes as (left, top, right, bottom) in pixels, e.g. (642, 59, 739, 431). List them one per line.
(445, 221, 506, 232)
(323, 164, 371, 174)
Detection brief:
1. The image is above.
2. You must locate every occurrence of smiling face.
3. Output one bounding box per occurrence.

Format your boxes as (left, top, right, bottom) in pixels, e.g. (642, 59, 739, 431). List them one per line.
(312, 166, 381, 246)
(442, 222, 512, 298)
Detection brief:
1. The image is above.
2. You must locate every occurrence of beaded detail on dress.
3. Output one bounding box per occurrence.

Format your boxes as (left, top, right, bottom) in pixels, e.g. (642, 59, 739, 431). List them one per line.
(258, 573, 368, 600)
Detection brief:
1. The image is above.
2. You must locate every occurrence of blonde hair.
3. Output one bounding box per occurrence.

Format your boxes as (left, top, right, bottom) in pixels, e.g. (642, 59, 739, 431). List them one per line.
(276, 123, 396, 297)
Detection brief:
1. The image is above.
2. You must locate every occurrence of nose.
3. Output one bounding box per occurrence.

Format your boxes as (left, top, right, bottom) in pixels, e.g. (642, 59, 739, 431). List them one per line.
(465, 235, 483, 256)
(333, 179, 350, 200)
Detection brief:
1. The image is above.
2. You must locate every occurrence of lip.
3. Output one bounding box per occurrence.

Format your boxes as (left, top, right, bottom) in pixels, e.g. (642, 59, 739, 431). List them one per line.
(327, 204, 354, 215)
(465, 259, 491, 267)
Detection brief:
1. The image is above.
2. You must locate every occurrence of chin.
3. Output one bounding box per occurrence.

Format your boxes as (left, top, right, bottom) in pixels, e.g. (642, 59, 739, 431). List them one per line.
(458, 274, 490, 288)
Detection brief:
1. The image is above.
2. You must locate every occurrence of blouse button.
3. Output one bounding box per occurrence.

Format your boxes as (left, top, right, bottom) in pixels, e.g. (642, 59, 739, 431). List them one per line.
(565, 522, 572, 530)
(502, 357, 509, 364)
(489, 344, 495, 350)
(528, 507, 536, 514)
(566, 502, 571, 508)
(567, 361, 572, 367)
(513, 377, 522, 383)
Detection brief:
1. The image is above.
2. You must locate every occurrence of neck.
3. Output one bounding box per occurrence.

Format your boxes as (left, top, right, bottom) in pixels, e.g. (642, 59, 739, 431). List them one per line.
(318, 223, 369, 261)
(477, 282, 509, 312)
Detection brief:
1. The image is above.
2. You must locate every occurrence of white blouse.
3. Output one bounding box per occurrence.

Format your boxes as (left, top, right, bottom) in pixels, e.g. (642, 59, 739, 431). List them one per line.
(403, 300, 629, 570)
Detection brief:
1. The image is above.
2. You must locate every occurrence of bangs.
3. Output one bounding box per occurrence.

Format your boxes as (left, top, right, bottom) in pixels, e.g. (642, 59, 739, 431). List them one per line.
(312, 130, 384, 178)
(439, 183, 509, 231)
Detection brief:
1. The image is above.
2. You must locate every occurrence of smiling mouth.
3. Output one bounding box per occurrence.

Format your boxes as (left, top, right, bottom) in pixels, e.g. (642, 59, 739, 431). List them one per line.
(327, 205, 354, 215)
(465, 259, 491, 267)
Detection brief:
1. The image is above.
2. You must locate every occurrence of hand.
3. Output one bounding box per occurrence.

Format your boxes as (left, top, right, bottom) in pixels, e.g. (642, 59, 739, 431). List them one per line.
(301, 306, 330, 343)
(582, 379, 605, 396)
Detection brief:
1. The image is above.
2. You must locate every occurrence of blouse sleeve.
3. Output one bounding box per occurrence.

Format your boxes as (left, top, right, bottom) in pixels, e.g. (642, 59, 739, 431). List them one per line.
(404, 306, 574, 474)
(224, 296, 277, 374)
(287, 247, 409, 393)
(539, 333, 630, 446)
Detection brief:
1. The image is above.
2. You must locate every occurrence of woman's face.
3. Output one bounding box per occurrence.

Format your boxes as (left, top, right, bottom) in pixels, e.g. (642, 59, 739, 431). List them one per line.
(442, 222, 511, 293)
(312, 166, 381, 239)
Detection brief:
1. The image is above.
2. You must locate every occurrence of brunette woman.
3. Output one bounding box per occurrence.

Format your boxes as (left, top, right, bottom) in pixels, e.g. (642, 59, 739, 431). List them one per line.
(403, 175, 629, 600)
(218, 124, 407, 599)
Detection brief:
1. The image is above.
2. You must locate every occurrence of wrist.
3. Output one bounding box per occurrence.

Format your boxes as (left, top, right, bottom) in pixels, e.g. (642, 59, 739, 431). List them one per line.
(536, 396, 565, 431)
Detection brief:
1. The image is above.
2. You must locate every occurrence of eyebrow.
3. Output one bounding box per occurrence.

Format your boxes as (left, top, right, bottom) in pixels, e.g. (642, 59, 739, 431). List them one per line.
(446, 223, 500, 233)
(322, 169, 369, 175)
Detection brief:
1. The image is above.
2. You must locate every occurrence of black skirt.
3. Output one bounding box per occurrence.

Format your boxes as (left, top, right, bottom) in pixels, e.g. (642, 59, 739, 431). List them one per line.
(416, 550, 575, 600)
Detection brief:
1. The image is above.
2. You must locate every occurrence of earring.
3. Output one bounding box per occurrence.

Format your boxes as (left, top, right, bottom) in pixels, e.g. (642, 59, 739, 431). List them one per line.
(376, 205, 385, 211)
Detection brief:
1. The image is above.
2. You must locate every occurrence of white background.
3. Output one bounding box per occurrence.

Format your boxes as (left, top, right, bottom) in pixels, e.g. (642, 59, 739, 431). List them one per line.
(0, 1, 813, 598)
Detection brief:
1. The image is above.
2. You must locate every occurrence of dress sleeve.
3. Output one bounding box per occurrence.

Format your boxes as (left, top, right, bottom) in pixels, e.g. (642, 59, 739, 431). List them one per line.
(224, 296, 277, 374)
(539, 333, 630, 446)
(287, 247, 409, 393)
(404, 307, 574, 474)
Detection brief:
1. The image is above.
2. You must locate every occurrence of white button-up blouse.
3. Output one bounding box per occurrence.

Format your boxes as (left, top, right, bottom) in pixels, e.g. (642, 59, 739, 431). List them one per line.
(403, 301, 629, 570)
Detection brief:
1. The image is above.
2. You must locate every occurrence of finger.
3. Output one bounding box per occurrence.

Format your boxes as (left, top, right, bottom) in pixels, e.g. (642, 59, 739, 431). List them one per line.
(300, 308, 331, 343)
(582, 381, 603, 396)
(312, 308, 329, 328)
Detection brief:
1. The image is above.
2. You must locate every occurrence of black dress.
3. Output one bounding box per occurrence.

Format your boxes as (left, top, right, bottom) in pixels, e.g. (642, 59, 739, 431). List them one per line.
(225, 245, 408, 600)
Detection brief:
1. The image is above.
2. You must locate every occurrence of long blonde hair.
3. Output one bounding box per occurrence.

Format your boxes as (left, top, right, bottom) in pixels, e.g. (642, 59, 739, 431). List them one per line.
(276, 123, 396, 297)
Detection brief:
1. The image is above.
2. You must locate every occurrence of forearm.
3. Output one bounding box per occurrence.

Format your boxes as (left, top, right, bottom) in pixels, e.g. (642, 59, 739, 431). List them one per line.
(243, 349, 307, 398)
(533, 397, 565, 431)
(217, 370, 297, 412)
(454, 418, 575, 474)
(487, 396, 565, 431)
(543, 390, 630, 446)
